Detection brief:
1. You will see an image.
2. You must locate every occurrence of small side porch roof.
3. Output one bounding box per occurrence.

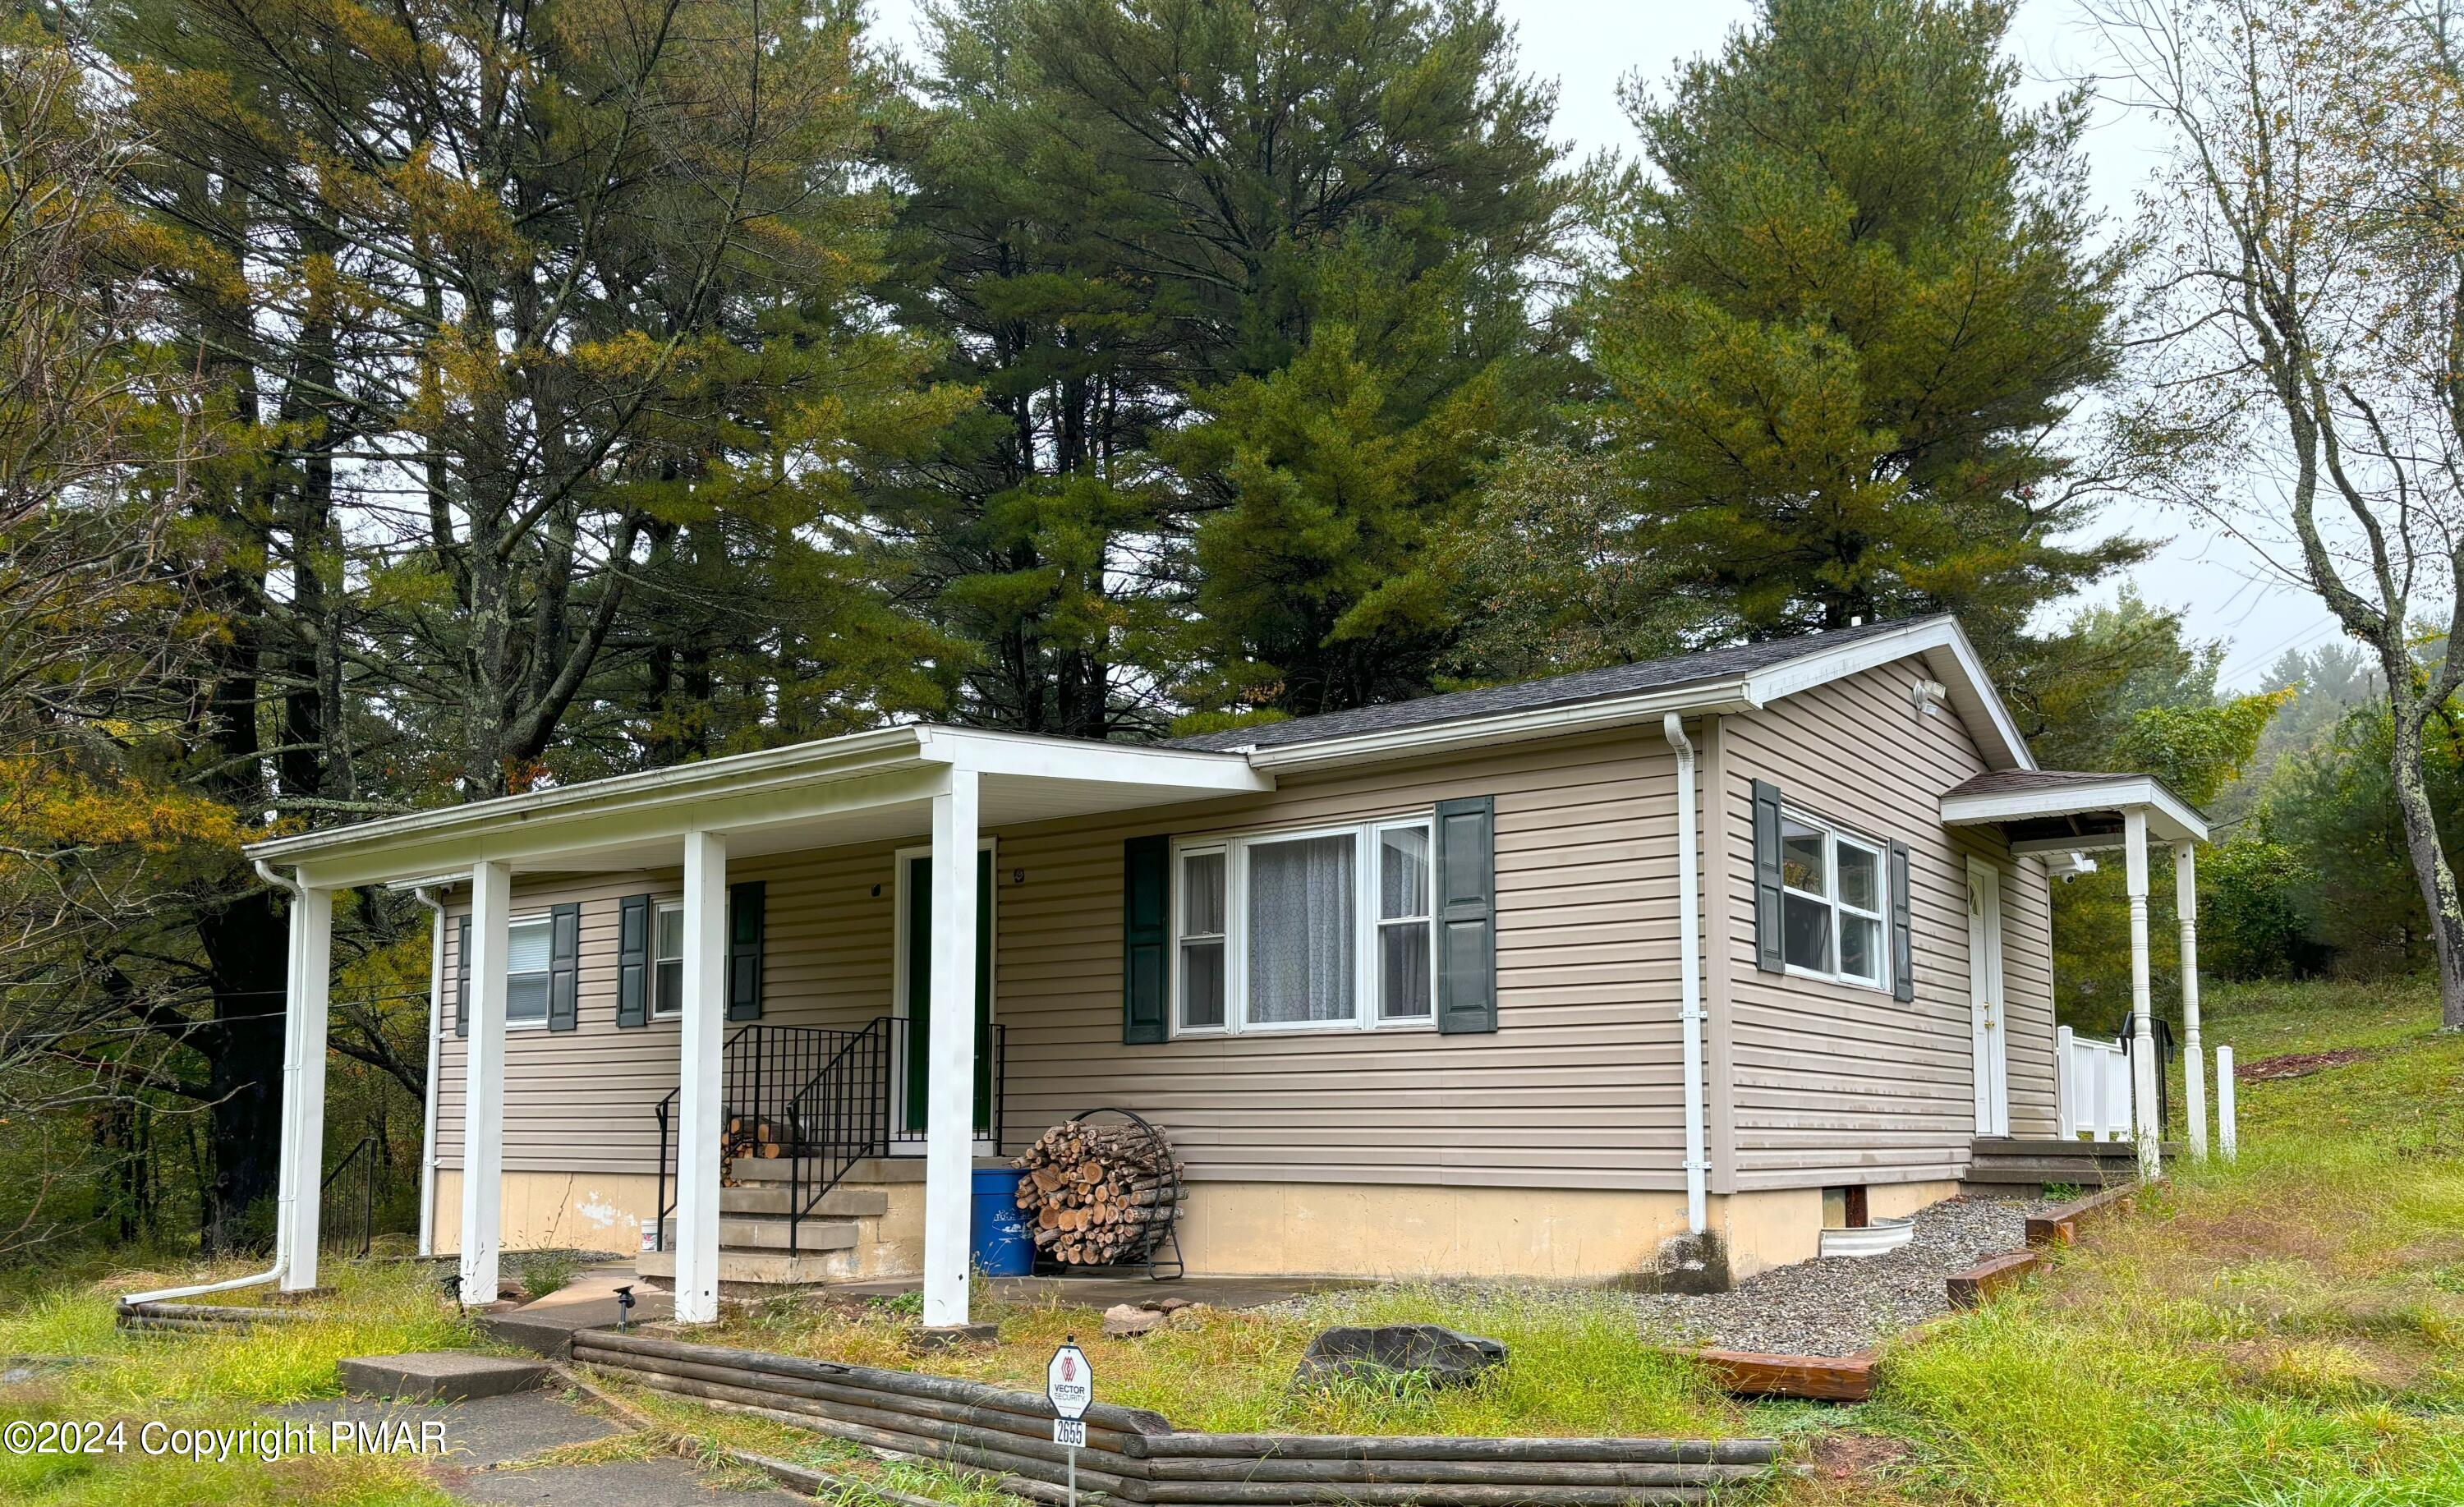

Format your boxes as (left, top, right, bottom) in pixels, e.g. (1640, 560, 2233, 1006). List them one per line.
(1938, 769, 2209, 854)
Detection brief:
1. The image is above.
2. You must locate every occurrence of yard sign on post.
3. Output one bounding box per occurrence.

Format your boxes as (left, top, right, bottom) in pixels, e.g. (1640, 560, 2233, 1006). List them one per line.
(1047, 1337, 1093, 1507)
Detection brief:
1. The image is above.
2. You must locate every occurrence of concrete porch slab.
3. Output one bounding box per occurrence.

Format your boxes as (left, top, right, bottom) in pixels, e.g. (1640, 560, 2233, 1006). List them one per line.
(338, 1351, 551, 1403)
(482, 1265, 672, 1361)
(827, 1274, 1363, 1311)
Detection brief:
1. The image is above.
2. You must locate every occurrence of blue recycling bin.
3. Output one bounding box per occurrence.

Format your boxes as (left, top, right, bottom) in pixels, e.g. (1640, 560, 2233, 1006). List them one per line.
(972, 1166, 1035, 1276)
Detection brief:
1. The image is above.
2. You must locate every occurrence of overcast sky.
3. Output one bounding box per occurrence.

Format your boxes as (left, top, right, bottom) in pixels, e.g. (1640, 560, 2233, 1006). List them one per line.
(863, 0, 2351, 688)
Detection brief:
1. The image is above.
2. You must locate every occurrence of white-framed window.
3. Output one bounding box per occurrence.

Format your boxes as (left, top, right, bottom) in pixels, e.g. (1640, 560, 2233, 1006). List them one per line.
(652, 901, 684, 1019)
(1779, 811, 1888, 990)
(1171, 816, 1437, 1035)
(507, 912, 554, 1027)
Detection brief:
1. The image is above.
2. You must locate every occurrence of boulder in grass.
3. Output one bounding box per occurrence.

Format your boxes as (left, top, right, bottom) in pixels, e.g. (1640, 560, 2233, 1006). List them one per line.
(1102, 1302, 1166, 1338)
(1294, 1324, 1506, 1387)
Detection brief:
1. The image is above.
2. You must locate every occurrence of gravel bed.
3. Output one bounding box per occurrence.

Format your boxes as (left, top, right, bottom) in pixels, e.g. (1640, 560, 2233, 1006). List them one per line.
(1268, 1195, 2057, 1359)
(1623, 1196, 2055, 1356)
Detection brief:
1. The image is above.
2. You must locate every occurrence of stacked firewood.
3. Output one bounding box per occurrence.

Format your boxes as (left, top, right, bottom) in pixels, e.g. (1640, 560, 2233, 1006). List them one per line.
(1013, 1119, 1182, 1266)
(726, 1114, 784, 1163)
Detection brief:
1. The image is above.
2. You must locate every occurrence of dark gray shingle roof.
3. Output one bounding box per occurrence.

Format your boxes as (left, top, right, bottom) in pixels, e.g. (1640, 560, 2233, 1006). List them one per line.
(1168, 617, 1936, 754)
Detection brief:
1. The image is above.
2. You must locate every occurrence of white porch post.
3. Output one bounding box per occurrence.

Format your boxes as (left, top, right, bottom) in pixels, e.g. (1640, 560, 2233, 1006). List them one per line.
(459, 861, 512, 1303)
(2176, 842, 2208, 1161)
(676, 829, 729, 1325)
(923, 765, 980, 1330)
(2125, 811, 2161, 1179)
(278, 883, 332, 1291)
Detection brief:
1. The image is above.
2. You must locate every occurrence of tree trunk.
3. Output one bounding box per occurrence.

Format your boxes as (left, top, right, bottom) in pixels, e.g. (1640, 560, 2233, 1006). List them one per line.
(2388, 710, 2464, 1028)
(194, 890, 291, 1254)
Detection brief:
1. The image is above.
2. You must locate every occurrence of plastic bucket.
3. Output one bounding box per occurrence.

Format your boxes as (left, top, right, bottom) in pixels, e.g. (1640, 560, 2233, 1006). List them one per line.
(972, 1166, 1034, 1276)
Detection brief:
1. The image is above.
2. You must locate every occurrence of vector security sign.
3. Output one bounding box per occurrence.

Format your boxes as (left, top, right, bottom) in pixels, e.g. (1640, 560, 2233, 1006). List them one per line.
(1046, 1341, 1093, 1420)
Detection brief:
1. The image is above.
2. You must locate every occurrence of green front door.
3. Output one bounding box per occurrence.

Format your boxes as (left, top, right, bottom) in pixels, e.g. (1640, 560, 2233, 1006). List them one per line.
(903, 850, 994, 1136)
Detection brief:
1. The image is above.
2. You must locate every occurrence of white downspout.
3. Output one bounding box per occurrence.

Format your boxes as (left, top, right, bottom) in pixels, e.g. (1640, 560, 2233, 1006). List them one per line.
(1664, 714, 1709, 1235)
(413, 884, 447, 1257)
(123, 859, 305, 1305)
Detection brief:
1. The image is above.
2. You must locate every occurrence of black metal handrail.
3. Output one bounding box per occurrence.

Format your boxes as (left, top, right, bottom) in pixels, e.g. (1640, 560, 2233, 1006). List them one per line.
(2112, 1013, 2177, 1137)
(655, 1018, 1008, 1257)
(319, 1135, 377, 1259)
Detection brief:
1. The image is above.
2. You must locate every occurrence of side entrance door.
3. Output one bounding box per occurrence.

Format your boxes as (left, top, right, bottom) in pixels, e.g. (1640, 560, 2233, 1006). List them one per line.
(1967, 857, 2011, 1135)
(900, 849, 995, 1139)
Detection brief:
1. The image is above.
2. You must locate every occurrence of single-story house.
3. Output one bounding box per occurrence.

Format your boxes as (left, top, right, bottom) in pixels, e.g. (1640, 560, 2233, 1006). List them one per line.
(239, 614, 2210, 1329)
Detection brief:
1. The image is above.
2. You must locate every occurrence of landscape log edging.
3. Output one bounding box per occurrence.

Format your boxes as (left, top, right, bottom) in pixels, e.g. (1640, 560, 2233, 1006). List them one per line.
(568, 1329, 1780, 1505)
(2025, 1183, 2138, 1248)
(1944, 1251, 2043, 1310)
(115, 1300, 315, 1335)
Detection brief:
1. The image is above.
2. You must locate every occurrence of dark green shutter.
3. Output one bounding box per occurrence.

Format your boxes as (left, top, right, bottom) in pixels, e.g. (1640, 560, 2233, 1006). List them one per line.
(1890, 840, 1915, 1003)
(1753, 779, 1785, 973)
(615, 894, 650, 1027)
(1122, 835, 1170, 1044)
(546, 903, 581, 1031)
(453, 916, 471, 1037)
(1434, 796, 1498, 1035)
(727, 880, 765, 1021)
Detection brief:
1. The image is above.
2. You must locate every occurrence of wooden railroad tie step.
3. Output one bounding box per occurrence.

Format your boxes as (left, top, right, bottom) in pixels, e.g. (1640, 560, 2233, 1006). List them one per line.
(1946, 1250, 2043, 1309)
(2025, 1183, 2140, 1247)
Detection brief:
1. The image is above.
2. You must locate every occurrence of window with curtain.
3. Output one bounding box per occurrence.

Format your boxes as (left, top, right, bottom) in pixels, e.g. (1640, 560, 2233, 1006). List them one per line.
(506, 914, 552, 1026)
(652, 902, 683, 1018)
(1779, 810, 1889, 990)
(1172, 817, 1436, 1035)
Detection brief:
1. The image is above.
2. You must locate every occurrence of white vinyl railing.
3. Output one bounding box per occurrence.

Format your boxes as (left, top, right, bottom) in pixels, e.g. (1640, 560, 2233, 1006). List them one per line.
(2056, 1024, 2135, 1142)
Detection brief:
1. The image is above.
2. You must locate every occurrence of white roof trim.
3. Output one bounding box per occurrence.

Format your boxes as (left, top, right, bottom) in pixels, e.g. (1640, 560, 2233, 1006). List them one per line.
(245, 724, 1268, 872)
(1246, 682, 1761, 772)
(1252, 615, 2034, 774)
(1940, 774, 2209, 846)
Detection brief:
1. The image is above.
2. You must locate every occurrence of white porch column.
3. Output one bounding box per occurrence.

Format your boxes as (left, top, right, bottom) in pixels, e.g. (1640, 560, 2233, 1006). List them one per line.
(459, 861, 512, 1303)
(923, 765, 980, 1330)
(2125, 811, 2161, 1179)
(2176, 842, 2208, 1161)
(676, 829, 729, 1325)
(278, 883, 332, 1291)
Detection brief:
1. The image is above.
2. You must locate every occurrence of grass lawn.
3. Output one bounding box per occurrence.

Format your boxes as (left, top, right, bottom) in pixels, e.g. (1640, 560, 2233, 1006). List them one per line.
(0, 1261, 478, 1507)
(688, 1280, 1740, 1439)
(10, 976, 2464, 1506)
(1789, 976, 2464, 1505)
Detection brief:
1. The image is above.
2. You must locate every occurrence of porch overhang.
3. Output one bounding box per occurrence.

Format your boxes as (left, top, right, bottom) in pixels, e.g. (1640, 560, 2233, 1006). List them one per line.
(1938, 770, 2209, 855)
(244, 725, 1274, 889)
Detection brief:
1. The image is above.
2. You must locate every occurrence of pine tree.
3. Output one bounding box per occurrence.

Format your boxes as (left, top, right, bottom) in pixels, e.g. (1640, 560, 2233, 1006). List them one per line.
(1599, 0, 2143, 650)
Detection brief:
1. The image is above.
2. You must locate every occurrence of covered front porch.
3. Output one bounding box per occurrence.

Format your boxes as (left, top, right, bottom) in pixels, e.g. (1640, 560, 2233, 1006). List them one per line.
(248, 726, 1270, 1330)
(1941, 769, 2219, 1177)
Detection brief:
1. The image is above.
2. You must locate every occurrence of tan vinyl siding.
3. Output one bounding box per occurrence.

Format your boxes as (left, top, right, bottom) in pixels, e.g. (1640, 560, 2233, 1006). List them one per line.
(1716, 661, 2055, 1187)
(437, 730, 1694, 1192)
(429, 650, 2058, 1197)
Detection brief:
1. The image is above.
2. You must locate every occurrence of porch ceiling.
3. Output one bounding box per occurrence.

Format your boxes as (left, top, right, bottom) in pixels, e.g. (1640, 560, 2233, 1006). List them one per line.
(1938, 769, 2209, 852)
(249, 726, 1271, 889)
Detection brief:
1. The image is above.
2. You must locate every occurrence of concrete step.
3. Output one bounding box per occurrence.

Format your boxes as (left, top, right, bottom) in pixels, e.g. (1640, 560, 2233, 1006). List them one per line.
(636, 1247, 852, 1285)
(661, 1215, 857, 1252)
(719, 1183, 888, 1219)
(729, 1154, 1008, 1183)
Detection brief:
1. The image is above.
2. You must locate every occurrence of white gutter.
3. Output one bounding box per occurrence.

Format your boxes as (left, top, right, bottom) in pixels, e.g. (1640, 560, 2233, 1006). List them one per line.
(411, 884, 448, 1257)
(1663, 714, 1709, 1236)
(124, 859, 305, 1305)
(1248, 683, 1759, 774)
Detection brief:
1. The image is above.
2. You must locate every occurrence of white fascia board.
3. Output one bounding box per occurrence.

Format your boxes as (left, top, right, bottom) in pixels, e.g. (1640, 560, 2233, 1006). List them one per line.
(1243, 682, 1759, 773)
(1942, 777, 2209, 845)
(1740, 617, 2036, 772)
(246, 725, 932, 870)
(918, 726, 1272, 793)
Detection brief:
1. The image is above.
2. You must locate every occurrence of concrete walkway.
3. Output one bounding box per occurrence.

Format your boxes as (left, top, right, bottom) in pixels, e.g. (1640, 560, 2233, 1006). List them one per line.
(481, 1264, 675, 1361)
(274, 1388, 807, 1505)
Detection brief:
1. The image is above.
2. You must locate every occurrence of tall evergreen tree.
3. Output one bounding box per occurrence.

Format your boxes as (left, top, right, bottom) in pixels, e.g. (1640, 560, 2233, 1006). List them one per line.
(1599, 0, 2145, 656)
(886, 0, 1579, 732)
